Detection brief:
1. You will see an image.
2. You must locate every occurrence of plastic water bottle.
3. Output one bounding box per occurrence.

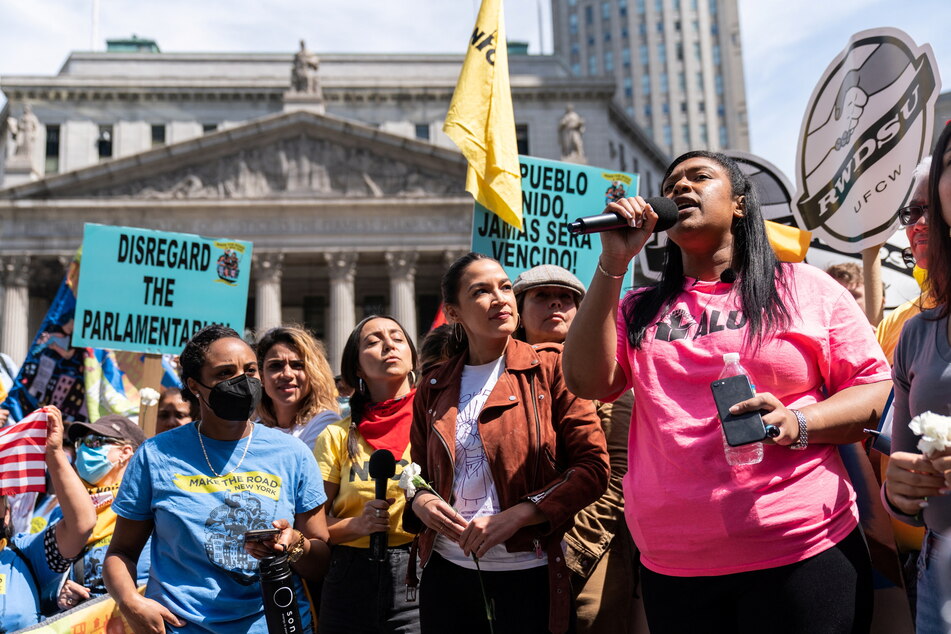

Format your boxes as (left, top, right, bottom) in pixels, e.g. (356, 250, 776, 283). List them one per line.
(719, 352, 763, 466)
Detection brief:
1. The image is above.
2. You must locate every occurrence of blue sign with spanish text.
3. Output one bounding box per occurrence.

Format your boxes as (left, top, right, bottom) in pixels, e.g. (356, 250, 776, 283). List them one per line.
(72, 224, 253, 354)
(471, 155, 638, 288)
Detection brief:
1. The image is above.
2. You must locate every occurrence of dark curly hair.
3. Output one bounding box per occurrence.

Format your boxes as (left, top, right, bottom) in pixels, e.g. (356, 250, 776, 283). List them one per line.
(179, 324, 242, 407)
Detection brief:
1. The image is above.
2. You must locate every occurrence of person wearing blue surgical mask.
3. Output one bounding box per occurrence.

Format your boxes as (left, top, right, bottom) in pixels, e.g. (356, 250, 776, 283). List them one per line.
(49, 415, 150, 612)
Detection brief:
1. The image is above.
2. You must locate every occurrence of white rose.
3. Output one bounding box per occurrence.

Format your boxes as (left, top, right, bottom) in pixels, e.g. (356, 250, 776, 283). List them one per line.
(909, 411, 951, 456)
(139, 387, 161, 407)
(398, 462, 422, 498)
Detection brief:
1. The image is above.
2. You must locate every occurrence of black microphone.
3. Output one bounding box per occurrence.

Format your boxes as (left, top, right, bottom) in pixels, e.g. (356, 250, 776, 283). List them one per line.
(567, 196, 680, 235)
(367, 449, 396, 562)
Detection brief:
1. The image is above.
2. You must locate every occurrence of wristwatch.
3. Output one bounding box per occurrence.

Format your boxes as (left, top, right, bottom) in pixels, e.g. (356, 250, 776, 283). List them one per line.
(788, 409, 808, 450)
(286, 530, 306, 563)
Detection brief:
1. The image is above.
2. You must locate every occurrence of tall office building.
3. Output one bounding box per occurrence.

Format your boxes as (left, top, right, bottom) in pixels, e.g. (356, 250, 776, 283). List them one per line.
(552, 0, 750, 157)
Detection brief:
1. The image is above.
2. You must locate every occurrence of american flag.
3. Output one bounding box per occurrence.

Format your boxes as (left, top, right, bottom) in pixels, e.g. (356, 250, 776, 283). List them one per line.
(0, 409, 48, 495)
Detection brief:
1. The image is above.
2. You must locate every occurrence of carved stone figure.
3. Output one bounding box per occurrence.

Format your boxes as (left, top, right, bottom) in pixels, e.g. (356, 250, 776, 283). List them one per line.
(291, 40, 321, 95)
(559, 104, 587, 163)
(86, 135, 465, 200)
(8, 104, 39, 159)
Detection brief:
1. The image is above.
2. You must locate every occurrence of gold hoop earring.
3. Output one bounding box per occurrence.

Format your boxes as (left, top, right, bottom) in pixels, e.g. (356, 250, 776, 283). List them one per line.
(452, 323, 464, 344)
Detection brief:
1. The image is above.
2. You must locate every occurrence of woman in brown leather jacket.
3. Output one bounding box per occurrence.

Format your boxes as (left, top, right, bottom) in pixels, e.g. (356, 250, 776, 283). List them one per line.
(404, 252, 609, 634)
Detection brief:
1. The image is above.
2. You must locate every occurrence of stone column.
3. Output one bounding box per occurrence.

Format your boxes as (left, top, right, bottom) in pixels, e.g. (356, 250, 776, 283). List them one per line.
(253, 253, 284, 334)
(385, 250, 419, 342)
(325, 252, 358, 374)
(0, 255, 32, 366)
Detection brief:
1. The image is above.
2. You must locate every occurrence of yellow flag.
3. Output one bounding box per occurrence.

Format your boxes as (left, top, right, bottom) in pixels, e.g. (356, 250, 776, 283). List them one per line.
(443, 0, 523, 229)
(764, 220, 812, 263)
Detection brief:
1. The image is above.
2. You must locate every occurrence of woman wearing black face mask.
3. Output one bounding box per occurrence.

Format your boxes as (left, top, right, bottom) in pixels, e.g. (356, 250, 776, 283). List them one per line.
(103, 325, 331, 634)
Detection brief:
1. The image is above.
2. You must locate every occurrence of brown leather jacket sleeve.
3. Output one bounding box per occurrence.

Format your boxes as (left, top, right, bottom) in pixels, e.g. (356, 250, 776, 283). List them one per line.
(403, 378, 433, 535)
(523, 347, 609, 533)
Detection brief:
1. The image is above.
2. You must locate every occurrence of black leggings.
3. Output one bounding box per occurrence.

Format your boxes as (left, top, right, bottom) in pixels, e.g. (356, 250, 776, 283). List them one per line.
(639, 527, 872, 634)
(419, 552, 551, 634)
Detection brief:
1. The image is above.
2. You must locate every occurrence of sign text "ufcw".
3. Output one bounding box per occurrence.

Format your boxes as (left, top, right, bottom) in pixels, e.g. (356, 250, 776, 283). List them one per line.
(470, 27, 497, 66)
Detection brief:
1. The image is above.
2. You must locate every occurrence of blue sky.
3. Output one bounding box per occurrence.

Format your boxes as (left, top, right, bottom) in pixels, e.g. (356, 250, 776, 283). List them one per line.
(0, 0, 948, 182)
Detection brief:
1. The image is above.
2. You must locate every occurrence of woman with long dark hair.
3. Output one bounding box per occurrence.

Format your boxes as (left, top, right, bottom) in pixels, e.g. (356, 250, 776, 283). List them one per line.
(563, 151, 891, 633)
(314, 315, 421, 633)
(406, 252, 609, 634)
(885, 121, 951, 634)
(104, 324, 330, 633)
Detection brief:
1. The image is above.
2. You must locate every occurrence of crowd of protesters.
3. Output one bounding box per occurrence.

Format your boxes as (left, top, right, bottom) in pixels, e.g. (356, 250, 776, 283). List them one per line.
(0, 121, 950, 633)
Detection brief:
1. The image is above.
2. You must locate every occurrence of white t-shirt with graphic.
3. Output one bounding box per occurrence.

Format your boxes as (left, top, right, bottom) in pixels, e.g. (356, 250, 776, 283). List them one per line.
(434, 356, 546, 571)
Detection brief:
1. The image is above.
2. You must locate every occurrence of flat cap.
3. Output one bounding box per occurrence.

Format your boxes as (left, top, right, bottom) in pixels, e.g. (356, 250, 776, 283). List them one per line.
(512, 265, 586, 301)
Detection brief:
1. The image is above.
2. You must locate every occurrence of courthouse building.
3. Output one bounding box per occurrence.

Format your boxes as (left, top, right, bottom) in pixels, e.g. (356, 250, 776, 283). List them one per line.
(0, 39, 668, 369)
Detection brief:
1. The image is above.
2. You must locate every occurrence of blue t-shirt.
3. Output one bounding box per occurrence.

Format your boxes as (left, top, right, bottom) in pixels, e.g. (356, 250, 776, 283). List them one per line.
(46, 498, 152, 597)
(113, 422, 326, 634)
(1, 531, 61, 631)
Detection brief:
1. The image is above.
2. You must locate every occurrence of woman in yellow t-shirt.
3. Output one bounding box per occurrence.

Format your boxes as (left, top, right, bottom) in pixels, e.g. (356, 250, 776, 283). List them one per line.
(314, 314, 420, 633)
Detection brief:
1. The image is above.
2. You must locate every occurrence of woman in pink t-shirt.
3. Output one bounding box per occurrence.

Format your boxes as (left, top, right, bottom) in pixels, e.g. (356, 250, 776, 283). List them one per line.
(563, 151, 891, 633)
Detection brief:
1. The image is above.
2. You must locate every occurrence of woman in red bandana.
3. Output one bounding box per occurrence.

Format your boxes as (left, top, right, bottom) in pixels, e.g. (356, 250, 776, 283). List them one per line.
(314, 314, 420, 633)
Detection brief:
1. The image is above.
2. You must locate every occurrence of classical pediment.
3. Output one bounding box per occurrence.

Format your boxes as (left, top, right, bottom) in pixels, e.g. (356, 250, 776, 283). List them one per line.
(4, 110, 468, 200)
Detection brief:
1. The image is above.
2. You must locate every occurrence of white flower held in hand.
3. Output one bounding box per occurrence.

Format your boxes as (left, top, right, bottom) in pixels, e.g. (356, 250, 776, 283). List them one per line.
(397, 462, 424, 498)
(909, 411, 951, 456)
(139, 387, 161, 407)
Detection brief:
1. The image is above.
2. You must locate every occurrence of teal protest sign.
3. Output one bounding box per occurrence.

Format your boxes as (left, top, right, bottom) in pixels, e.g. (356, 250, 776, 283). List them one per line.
(471, 155, 638, 287)
(72, 224, 253, 354)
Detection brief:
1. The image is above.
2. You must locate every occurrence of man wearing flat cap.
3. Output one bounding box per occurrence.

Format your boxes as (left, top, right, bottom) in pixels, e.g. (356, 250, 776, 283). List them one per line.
(513, 264, 644, 633)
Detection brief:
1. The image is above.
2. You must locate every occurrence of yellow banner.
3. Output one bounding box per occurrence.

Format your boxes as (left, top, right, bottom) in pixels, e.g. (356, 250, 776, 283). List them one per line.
(601, 172, 633, 185)
(25, 587, 145, 633)
(213, 240, 247, 253)
(173, 471, 283, 502)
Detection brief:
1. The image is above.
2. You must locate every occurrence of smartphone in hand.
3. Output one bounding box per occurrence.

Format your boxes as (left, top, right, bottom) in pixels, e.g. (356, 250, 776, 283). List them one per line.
(710, 375, 768, 447)
(244, 528, 281, 543)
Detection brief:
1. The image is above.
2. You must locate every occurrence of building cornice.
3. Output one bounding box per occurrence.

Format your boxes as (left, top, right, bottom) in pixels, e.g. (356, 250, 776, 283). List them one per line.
(0, 109, 468, 199)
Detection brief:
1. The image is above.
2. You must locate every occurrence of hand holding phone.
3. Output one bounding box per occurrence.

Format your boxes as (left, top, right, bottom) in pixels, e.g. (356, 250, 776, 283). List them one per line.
(244, 528, 281, 543)
(710, 375, 768, 447)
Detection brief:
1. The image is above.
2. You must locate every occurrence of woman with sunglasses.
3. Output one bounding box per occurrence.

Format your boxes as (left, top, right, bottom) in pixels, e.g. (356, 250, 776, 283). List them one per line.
(52, 415, 151, 612)
(885, 122, 951, 634)
(0, 405, 95, 632)
(104, 324, 331, 633)
(256, 325, 340, 451)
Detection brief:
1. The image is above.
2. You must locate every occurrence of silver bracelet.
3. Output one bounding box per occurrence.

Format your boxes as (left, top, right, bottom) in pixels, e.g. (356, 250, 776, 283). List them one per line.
(788, 408, 808, 450)
(597, 258, 626, 279)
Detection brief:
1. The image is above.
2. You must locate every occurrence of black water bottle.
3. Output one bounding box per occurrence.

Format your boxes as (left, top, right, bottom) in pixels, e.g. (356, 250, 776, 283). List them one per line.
(259, 553, 303, 634)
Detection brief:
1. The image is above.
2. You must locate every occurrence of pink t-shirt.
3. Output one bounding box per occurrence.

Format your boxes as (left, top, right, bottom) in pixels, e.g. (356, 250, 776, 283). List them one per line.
(614, 263, 890, 577)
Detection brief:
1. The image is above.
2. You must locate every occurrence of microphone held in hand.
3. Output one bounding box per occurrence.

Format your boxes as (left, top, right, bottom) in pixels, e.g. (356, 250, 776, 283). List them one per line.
(567, 196, 680, 235)
(367, 449, 396, 562)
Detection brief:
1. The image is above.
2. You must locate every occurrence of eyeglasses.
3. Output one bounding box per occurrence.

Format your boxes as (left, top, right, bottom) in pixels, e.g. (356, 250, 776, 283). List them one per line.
(898, 205, 928, 227)
(76, 435, 122, 449)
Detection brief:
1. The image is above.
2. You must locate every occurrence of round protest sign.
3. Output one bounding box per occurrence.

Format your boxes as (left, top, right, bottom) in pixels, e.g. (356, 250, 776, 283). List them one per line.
(794, 27, 939, 253)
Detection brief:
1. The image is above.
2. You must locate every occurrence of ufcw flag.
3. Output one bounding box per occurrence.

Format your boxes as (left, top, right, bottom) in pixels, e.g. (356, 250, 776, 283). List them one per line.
(444, 0, 523, 229)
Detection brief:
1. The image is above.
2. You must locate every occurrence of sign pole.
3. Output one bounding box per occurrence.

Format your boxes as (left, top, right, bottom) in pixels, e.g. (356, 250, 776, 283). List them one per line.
(139, 354, 163, 437)
(862, 245, 884, 326)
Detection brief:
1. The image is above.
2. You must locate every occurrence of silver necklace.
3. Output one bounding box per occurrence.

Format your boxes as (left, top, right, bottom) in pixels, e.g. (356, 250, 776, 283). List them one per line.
(196, 420, 253, 478)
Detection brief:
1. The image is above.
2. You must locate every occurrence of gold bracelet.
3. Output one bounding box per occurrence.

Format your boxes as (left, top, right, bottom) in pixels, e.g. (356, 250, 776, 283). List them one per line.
(597, 258, 626, 279)
(286, 530, 306, 564)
